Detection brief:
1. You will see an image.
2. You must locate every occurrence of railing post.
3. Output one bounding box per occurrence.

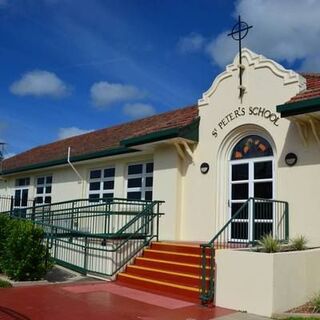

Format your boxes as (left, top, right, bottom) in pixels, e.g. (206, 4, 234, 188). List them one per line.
(285, 202, 289, 241)
(251, 198, 255, 244)
(209, 246, 215, 300)
(10, 195, 14, 217)
(156, 203, 160, 241)
(145, 204, 151, 237)
(104, 201, 109, 234)
(201, 245, 207, 303)
(71, 201, 74, 230)
(150, 204, 154, 238)
(54, 227, 57, 259)
(84, 236, 88, 274)
(42, 205, 45, 225)
(31, 199, 36, 221)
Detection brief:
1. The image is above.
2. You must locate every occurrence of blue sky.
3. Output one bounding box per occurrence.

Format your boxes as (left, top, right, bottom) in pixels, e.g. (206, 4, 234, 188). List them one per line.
(1, 0, 320, 157)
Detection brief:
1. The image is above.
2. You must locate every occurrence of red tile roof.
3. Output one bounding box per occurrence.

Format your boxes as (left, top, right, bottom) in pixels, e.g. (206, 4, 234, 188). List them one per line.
(3, 73, 320, 175)
(287, 73, 320, 103)
(2, 105, 199, 173)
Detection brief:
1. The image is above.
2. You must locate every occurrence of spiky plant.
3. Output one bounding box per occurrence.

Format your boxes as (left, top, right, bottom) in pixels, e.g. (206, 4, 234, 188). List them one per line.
(257, 234, 280, 253)
(311, 293, 320, 313)
(0, 279, 12, 288)
(290, 235, 308, 251)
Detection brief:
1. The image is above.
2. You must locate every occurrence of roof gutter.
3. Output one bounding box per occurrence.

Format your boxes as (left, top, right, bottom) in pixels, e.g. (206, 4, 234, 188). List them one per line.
(121, 118, 200, 147)
(277, 97, 320, 117)
(1, 118, 200, 176)
(1, 146, 138, 176)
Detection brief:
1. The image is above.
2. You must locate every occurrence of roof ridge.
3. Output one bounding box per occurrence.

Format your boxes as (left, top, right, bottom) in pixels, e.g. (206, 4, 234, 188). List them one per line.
(300, 72, 320, 77)
(2, 103, 199, 173)
(6, 104, 198, 159)
(91, 103, 198, 134)
(47, 103, 198, 144)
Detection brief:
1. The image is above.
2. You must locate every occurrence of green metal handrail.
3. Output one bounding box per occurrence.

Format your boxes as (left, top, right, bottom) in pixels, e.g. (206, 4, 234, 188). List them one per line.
(7, 197, 164, 278)
(200, 197, 289, 304)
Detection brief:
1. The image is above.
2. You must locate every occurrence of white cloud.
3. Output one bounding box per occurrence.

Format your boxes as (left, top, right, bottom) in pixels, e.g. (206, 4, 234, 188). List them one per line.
(207, 0, 320, 71)
(177, 32, 206, 54)
(206, 31, 236, 69)
(90, 81, 144, 108)
(58, 127, 94, 140)
(123, 103, 156, 119)
(10, 70, 69, 98)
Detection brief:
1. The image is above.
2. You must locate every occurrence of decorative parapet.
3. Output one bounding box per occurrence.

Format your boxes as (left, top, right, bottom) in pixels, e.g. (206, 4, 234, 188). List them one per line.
(198, 48, 306, 107)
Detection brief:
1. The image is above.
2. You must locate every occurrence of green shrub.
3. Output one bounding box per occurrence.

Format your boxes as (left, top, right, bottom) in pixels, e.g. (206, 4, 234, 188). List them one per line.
(290, 235, 307, 251)
(0, 214, 10, 272)
(0, 279, 12, 288)
(2, 219, 52, 281)
(311, 293, 320, 313)
(257, 234, 280, 253)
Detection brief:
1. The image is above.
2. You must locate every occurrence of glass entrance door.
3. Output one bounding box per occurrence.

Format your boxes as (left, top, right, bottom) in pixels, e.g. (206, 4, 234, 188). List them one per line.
(229, 135, 274, 242)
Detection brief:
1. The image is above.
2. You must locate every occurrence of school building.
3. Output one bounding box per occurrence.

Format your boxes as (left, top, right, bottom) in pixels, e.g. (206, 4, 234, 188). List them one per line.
(1, 48, 320, 316)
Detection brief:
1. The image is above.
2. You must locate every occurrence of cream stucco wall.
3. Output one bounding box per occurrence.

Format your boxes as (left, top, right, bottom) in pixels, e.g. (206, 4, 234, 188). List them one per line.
(0, 149, 184, 240)
(180, 49, 320, 244)
(153, 145, 183, 240)
(216, 248, 320, 317)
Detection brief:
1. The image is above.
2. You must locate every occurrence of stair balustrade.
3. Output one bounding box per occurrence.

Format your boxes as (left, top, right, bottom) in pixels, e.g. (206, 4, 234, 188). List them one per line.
(200, 197, 289, 304)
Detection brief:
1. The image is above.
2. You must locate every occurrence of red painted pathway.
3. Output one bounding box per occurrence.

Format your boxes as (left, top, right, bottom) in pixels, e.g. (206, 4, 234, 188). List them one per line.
(0, 281, 234, 320)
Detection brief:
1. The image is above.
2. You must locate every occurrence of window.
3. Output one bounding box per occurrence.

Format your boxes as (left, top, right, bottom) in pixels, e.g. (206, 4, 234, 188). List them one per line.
(88, 167, 115, 201)
(14, 177, 30, 208)
(15, 177, 30, 187)
(14, 189, 29, 207)
(127, 162, 153, 200)
(36, 176, 52, 204)
(231, 135, 273, 160)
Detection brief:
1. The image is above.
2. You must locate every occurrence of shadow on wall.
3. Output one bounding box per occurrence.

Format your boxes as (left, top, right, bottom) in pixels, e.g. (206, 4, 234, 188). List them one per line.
(278, 122, 320, 168)
(155, 145, 194, 177)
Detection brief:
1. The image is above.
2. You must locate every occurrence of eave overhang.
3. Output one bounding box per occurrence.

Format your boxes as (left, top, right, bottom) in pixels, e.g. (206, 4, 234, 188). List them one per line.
(1, 147, 138, 176)
(1, 118, 200, 176)
(277, 97, 320, 147)
(276, 97, 320, 118)
(120, 117, 200, 148)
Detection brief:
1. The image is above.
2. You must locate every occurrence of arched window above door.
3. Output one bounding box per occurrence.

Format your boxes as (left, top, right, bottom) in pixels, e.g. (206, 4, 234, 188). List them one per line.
(231, 135, 273, 160)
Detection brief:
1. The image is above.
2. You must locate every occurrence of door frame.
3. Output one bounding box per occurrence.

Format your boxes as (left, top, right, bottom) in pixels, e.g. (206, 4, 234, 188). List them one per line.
(229, 156, 275, 242)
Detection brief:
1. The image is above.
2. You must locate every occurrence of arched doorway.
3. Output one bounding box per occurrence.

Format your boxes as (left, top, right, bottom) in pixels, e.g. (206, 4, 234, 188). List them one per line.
(229, 135, 274, 242)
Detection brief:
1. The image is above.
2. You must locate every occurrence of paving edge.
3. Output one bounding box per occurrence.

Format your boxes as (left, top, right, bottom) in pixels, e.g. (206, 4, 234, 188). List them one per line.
(0, 265, 87, 287)
(273, 312, 320, 318)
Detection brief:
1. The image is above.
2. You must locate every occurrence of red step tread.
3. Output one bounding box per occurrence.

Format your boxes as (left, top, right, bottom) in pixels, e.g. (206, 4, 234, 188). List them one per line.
(117, 273, 200, 299)
(116, 241, 214, 302)
(134, 257, 211, 276)
(126, 265, 209, 287)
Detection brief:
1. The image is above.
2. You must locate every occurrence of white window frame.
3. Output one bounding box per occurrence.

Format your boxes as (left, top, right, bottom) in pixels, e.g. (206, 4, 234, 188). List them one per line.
(229, 156, 275, 242)
(126, 161, 153, 201)
(35, 175, 53, 204)
(14, 177, 30, 208)
(88, 166, 115, 200)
